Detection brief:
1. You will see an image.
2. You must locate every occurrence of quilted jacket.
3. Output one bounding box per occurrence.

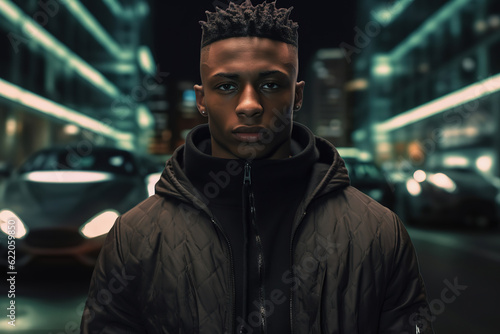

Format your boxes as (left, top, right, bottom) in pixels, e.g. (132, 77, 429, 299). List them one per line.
(81, 124, 433, 334)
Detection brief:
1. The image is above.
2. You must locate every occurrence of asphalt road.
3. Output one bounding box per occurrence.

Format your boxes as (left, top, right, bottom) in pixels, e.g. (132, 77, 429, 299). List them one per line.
(407, 226, 500, 334)
(0, 225, 498, 333)
(0, 263, 92, 333)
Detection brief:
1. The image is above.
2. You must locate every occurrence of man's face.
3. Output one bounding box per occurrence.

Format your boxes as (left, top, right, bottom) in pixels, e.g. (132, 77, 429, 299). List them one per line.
(195, 37, 305, 160)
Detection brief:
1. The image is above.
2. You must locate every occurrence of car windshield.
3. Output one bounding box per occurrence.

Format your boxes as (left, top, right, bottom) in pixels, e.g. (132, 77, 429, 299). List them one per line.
(19, 148, 137, 175)
(344, 160, 385, 181)
(428, 167, 472, 174)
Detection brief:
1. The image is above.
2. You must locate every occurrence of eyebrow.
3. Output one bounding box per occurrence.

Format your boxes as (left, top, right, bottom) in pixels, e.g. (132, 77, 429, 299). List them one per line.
(212, 70, 288, 79)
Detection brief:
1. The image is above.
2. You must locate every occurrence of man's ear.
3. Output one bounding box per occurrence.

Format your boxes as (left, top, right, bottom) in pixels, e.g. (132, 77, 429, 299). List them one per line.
(294, 81, 305, 109)
(194, 84, 207, 117)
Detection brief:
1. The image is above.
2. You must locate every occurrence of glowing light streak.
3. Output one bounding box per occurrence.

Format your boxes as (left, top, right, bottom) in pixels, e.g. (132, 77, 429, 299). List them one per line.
(443, 156, 469, 168)
(390, 0, 470, 60)
(102, 0, 126, 17)
(0, 78, 133, 141)
(138, 46, 156, 74)
(0, 1, 121, 97)
(0, 0, 21, 23)
(371, 0, 414, 25)
(24, 171, 113, 183)
(60, 0, 132, 60)
(375, 73, 500, 132)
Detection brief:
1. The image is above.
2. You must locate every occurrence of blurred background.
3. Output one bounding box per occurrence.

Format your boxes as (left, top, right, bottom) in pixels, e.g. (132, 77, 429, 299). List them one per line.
(0, 0, 499, 333)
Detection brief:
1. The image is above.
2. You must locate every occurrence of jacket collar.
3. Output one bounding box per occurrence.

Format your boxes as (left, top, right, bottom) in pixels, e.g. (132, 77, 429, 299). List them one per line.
(155, 122, 350, 208)
(180, 123, 320, 205)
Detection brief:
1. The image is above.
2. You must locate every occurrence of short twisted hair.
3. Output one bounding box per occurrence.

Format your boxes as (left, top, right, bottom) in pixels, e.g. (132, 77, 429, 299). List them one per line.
(199, 0, 299, 48)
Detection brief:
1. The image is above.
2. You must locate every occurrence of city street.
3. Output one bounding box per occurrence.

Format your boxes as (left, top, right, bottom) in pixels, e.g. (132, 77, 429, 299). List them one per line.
(1, 0, 500, 333)
(0, 225, 499, 333)
(408, 226, 500, 334)
(0, 263, 92, 334)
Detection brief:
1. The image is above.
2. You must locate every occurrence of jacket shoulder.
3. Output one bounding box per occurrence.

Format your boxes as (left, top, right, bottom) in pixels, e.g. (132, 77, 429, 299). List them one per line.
(320, 185, 397, 224)
(110, 195, 185, 259)
(309, 185, 408, 248)
(121, 194, 165, 222)
(111, 194, 213, 259)
(343, 185, 395, 219)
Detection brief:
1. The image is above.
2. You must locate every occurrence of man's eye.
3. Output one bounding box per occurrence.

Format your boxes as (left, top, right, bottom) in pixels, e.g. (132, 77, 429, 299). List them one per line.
(262, 83, 279, 90)
(217, 84, 236, 91)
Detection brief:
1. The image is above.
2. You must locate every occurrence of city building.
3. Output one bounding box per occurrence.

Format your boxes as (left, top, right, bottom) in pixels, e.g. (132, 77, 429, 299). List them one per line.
(297, 48, 353, 148)
(349, 0, 500, 180)
(0, 0, 157, 167)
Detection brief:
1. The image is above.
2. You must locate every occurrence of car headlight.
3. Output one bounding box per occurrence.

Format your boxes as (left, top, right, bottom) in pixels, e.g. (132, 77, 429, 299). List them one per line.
(427, 173, 457, 192)
(146, 172, 162, 197)
(413, 170, 427, 182)
(79, 210, 119, 239)
(406, 179, 422, 196)
(0, 210, 28, 239)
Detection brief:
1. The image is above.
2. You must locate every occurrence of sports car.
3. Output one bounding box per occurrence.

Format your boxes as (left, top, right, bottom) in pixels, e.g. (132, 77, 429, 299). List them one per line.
(395, 166, 499, 228)
(0, 145, 156, 267)
(337, 147, 396, 209)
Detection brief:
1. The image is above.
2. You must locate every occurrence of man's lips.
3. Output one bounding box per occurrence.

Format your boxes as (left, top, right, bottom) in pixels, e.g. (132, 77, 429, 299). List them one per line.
(232, 126, 267, 143)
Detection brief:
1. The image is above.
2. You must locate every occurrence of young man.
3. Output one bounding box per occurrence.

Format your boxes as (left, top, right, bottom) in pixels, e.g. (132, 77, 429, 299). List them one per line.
(81, 1, 433, 333)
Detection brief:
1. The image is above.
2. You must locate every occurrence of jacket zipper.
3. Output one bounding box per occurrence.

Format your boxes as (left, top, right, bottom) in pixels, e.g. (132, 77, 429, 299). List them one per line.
(243, 162, 267, 334)
(210, 217, 236, 333)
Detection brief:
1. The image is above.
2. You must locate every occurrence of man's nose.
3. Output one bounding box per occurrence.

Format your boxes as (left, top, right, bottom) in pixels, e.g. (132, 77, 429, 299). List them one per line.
(235, 85, 263, 118)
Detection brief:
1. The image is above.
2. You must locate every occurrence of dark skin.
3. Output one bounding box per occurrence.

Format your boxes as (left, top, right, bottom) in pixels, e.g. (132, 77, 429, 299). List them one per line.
(194, 37, 305, 160)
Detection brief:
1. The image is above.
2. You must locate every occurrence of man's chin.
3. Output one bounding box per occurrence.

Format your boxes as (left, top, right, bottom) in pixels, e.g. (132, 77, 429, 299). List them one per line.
(234, 142, 266, 160)
(235, 142, 289, 161)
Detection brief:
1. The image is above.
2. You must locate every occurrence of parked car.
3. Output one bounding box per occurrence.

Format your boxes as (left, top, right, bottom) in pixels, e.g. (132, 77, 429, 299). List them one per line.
(0, 146, 155, 267)
(395, 166, 499, 228)
(337, 147, 395, 209)
(139, 154, 169, 197)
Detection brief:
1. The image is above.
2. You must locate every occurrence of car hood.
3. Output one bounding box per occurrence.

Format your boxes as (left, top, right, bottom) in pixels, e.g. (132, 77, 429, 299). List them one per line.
(0, 172, 145, 229)
(436, 170, 497, 196)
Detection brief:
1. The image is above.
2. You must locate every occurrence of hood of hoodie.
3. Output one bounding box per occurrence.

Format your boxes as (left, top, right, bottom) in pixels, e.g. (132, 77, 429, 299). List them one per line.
(155, 122, 350, 211)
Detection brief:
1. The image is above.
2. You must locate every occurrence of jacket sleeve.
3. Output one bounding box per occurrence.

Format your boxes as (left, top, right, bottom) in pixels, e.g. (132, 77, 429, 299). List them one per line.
(378, 213, 434, 334)
(80, 216, 145, 333)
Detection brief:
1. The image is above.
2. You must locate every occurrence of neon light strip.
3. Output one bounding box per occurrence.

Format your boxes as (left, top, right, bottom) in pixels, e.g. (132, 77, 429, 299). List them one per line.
(102, 0, 126, 17)
(0, 78, 133, 141)
(372, 0, 414, 25)
(60, 0, 131, 60)
(375, 73, 500, 132)
(390, 0, 470, 60)
(138, 46, 155, 74)
(0, 1, 21, 23)
(24, 171, 113, 183)
(0, 1, 121, 97)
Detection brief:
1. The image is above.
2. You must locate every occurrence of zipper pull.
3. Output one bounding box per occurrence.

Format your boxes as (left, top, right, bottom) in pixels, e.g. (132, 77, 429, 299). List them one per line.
(244, 162, 251, 185)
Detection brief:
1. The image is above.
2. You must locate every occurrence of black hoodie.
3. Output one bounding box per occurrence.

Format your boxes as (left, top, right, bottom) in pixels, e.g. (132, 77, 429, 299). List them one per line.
(183, 123, 319, 333)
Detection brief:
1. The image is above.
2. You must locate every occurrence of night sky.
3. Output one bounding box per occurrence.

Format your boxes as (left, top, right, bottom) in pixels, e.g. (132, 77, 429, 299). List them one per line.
(151, 0, 356, 84)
